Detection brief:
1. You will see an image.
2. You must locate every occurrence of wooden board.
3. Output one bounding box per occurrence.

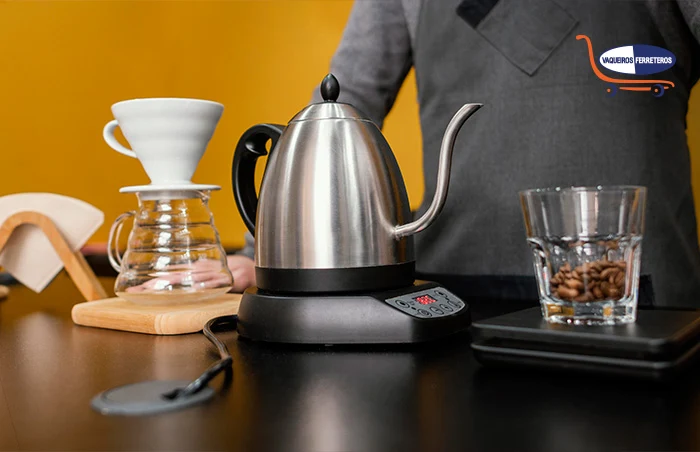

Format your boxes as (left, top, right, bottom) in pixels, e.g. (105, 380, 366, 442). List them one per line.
(71, 294, 241, 335)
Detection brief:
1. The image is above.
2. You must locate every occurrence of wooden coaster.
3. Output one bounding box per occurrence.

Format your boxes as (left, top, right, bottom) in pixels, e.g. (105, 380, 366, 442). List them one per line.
(71, 294, 241, 335)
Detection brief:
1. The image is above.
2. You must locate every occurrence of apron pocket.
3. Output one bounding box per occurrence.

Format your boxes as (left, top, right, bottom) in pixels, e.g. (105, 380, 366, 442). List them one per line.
(457, 0, 577, 75)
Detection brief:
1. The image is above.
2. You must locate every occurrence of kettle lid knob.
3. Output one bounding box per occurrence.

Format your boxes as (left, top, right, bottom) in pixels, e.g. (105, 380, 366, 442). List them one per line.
(290, 73, 367, 122)
(320, 74, 340, 102)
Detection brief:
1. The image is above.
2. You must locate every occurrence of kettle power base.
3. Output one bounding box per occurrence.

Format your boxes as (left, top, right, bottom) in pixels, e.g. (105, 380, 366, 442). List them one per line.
(471, 307, 700, 380)
(236, 282, 471, 344)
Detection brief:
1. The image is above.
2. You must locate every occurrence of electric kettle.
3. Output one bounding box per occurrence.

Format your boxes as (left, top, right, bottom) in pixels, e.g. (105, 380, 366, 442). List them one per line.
(232, 74, 481, 293)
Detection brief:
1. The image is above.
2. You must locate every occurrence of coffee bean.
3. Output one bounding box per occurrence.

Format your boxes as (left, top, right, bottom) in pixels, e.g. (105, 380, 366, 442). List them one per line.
(614, 271, 624, 287)
(564, 278, 584, 290)
(593, 286, 604, 299)
(549, 256, 628, 302)
(557, 286, 579, 299)
(600, 267, 617, 280)
(574, 292, 593, 302)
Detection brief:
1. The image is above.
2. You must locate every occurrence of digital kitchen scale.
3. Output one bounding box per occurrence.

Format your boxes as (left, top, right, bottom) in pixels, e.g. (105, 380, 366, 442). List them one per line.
(471, 307, 700, 380)
(237, 281, 471, 344)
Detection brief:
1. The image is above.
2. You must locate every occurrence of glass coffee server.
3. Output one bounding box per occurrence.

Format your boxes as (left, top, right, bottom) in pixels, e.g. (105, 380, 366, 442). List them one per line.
(108, 189, 233, 305)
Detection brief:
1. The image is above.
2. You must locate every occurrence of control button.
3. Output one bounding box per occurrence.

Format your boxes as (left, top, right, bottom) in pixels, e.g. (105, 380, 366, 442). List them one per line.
(397, 300, 409, 308)
(417, 309, 431, 316)
(440, 304, 452, 312)
(430, 307, 444, 315)
(447, 300, 460, 308)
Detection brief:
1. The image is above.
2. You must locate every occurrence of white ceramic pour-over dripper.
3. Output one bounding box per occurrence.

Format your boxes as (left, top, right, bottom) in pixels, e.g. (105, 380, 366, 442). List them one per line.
(103, 98, 224, 187)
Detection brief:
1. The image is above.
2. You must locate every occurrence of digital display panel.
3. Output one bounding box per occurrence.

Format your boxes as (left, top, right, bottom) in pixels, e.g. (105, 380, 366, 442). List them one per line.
(414, 294, 437, 305)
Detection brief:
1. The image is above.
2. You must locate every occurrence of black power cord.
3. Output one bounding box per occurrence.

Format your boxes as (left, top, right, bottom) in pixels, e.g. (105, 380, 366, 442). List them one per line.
(91, 315, 238, 416)
(162, 315, 237, 400)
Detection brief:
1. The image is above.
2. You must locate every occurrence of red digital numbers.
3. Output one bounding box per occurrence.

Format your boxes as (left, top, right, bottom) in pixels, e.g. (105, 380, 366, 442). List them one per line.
(414, 295, 437, 305)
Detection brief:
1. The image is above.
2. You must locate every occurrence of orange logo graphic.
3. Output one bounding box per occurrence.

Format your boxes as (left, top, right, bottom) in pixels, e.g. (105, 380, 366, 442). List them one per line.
(577, 35, 675, 97)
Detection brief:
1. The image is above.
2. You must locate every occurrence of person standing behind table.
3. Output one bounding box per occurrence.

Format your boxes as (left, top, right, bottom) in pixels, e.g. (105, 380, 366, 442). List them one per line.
(228, 0, 700, 308)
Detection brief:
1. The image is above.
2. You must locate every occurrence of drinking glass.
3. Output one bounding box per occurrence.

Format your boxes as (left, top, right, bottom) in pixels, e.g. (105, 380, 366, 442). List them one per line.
(520, 186, 646, 325)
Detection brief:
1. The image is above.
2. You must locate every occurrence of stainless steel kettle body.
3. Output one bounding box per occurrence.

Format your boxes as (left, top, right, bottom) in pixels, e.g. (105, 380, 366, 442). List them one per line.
(232, 75, 481, 293)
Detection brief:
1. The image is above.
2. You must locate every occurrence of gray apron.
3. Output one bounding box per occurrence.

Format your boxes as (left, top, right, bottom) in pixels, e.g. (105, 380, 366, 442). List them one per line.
(412, 0, 700, 307)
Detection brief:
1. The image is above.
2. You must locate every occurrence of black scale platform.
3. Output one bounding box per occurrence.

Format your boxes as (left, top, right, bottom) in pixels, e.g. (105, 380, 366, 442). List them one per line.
(471, 307, 700, 380)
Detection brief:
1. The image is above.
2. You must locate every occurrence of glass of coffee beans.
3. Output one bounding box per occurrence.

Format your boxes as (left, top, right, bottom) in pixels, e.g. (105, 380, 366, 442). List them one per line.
(520, 186, 646, 325)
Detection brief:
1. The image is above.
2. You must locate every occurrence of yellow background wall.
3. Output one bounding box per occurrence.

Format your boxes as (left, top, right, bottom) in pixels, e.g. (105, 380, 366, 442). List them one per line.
(1, 1, 699, 249)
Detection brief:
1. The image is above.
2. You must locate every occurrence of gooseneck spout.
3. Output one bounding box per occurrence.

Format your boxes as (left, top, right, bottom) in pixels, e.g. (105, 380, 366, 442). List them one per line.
(393, 103, 483, 238)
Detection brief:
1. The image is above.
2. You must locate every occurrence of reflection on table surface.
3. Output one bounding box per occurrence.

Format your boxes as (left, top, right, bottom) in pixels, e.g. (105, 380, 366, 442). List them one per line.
(0, 274, 698, 451)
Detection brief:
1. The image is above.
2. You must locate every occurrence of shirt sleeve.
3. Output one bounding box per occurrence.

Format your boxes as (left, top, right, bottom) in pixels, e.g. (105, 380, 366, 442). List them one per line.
(236, 231, 255, 260)
(311, 0, 414, 128)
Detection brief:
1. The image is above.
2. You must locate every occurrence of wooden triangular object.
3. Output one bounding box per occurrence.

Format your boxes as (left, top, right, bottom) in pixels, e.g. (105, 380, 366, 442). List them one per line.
(0, 211, 107, 301)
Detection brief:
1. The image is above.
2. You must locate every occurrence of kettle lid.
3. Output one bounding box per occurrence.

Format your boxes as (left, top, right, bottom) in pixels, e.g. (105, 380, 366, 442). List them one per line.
(290, 74, 371, 122)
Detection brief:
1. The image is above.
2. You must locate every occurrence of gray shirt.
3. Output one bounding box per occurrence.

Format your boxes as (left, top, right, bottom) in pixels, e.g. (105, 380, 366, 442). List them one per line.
(240, 1, 700, 296)
(316, 0, 700, 127)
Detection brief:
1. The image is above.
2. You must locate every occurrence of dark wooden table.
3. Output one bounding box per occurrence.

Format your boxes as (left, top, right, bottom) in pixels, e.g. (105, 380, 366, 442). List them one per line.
(1, 274, 699, 451)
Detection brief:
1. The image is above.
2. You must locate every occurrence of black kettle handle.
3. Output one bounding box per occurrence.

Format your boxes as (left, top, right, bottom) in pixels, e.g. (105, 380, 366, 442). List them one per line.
(231, 124, 285, 234)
